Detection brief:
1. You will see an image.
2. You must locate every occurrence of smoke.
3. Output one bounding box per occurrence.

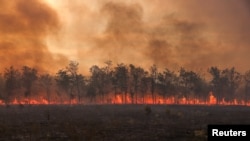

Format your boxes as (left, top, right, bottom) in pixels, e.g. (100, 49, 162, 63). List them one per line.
(90, 2, 147, 66)
(85, 1, 216, 72)
(0, 0, 68, 73)
(3, 0, 249, 75)
(85, 0, 250, 73)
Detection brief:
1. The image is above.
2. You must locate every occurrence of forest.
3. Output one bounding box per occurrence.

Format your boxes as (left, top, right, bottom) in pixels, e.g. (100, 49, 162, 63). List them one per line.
(1, 61, 250, 105)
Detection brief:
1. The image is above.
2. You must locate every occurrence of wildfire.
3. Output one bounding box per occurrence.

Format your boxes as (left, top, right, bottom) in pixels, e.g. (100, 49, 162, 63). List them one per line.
(1, 92, 250, 106)
(209, 91, 217, 105)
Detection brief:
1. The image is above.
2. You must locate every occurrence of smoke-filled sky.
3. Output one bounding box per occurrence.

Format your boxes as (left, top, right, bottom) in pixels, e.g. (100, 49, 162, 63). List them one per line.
(1, 0, 250, 75)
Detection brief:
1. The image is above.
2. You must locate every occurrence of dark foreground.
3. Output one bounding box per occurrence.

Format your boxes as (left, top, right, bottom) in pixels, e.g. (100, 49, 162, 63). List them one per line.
(0, 104, 250, 141)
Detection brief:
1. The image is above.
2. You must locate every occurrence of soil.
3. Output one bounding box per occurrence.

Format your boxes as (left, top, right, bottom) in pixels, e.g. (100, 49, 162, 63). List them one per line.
(0, 104, 250, 141)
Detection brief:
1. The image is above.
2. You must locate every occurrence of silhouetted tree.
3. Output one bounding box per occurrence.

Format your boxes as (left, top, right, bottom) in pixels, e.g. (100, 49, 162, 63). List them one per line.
(208, 66, 223, 104)
(157, 69, 178, 104)
(89, 65, 105, 103)
(86, 83, 97, 102)
(244, 70, 250, 103)
(138, 71, 149, 104)
(221, 67, 241, 101)
(150, 64, 158, 104)
(55, 69, 70, 103)
(114, 63, 129, 104)
(21, 66, 37, 103)
(0, 74, 4, 101)
(1, 62, 248, 105)
(209, 67, 241, 103)
(56, 61, 84, 104)
(4, 66, 21, 103)
(129, 64, 146, 104)
(75, 74, 85, 103)
(40, 74, 53, 104)
(178, 68, 208, 103)
(66, 61, 79, 103)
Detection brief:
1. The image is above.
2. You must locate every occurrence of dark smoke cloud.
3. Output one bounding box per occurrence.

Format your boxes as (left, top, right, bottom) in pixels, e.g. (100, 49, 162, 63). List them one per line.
(83, 2, 149, 69)
(22, 0, 250, 74)
(83, 1, 216, 72)
(77, 0, 250, 73)
(0, 0, 67, 73)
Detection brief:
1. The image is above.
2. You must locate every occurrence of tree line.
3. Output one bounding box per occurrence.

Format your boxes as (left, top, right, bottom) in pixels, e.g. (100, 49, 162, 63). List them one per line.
(1, 61, 250, 104)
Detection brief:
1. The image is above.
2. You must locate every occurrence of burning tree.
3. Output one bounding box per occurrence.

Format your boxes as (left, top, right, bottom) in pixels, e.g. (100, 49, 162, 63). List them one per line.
(139, 72, 150, 104)
(157, 68, 178, 104)
(39, 73, 53, 104)
(75, 74, 85, 103)
(244, 70, 250, 102)
(88, 65, 105, 103)
(208, 67, 223, 104)
(21, 66, 38, 104)
(56, 61, 83, 104)
(66, 61, 84, 104)
(55, 69, 71, 103)
(88, 61, 113, 103)
(113, 63, 129, 104)
(178, 68, 208, 103)
(221, 67, 241, 101)
(4, 66, 21, 103)
(150, 64, 158, 104)
(209, 67, 241, 103)
(0, 61, 250, 105)
(129, 64, 147, 104)
(0, 74, 4, 101)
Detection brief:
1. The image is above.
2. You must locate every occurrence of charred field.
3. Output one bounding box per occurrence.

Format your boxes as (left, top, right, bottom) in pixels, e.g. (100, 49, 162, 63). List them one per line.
(0, 104, 250, 141)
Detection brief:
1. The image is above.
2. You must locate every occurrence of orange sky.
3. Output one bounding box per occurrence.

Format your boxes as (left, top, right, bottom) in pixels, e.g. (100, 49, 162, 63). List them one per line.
(1, 0, 250, 75)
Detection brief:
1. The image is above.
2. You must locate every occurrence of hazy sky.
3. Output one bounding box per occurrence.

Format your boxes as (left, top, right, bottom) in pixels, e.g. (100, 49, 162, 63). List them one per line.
(1, 0, 250, 74)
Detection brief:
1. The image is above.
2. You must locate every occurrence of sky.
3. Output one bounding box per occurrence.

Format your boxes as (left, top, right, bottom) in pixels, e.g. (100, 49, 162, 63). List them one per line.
(1, 0, 250, 75)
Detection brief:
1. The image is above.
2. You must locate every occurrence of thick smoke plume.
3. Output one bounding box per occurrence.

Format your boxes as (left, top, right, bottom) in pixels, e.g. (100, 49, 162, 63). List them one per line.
(2, 0, 250, 74)
(0, 0, 67, 73)
(50, 0, 248, 74)
(84, 1, 213, 72)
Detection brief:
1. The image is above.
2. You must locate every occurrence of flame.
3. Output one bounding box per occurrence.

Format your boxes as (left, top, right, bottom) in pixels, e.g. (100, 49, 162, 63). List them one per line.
(1, 92, 250, 106)
(209, 91, 217, 105)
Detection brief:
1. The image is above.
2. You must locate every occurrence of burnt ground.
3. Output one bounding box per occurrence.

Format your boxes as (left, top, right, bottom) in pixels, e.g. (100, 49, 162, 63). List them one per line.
(0, 104, 250, 141)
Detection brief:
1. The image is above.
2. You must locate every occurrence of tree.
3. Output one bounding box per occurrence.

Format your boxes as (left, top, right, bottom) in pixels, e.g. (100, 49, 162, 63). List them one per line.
(102, 61, 113, 102)
(21, 66, 38, 103)
(75, 74, 85, 103)
(89, 65, 105, 103)
(66, 61, 79, 103)
(221, 67, 241, 101)
(208, 66, 223, 104)
(149, 64, 158, 104)
(114, 63, 129, 104)
(178, 68, 208, 103)
(66, 61, 86, 104)
(0, 74, 4, 101)
(157, 69, 178, 103)
(209, 67, 241, 103)
(39, 74, 53, 104)
(55, 69, 71, 103)
(244, 70, 250, 103)
(56, 61, 84, 104)
(129, 64, 146, 104)
(86, 82, 97, 103)
(139, 72, 150, 104)
(4, 66, 21, 104)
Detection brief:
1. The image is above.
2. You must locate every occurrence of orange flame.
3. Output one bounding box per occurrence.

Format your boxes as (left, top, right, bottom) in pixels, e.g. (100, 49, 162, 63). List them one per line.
(1, 92, 250, 106)
(209, 91, 217, 105)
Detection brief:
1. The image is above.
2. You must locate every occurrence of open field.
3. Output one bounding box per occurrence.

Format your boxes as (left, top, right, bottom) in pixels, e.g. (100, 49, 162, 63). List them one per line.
(0, 104, 250, 141)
